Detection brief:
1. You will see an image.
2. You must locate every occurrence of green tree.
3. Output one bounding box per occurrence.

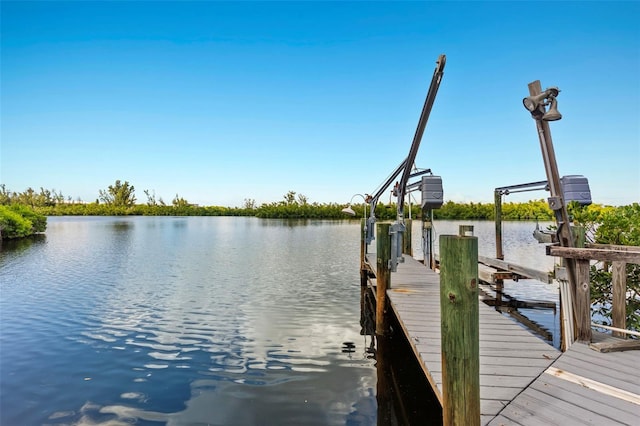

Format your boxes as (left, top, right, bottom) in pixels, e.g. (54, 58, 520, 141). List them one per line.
(571, 203, 640, 333)
(283, 191, 297, 205)
(144, 189, 158, 206)
(172, 194, 189, 208)
(0, 205, 47, 239)
(0, 184, 11, 205)
(243, 198, 256, 210)
(99, 180, 136, 207)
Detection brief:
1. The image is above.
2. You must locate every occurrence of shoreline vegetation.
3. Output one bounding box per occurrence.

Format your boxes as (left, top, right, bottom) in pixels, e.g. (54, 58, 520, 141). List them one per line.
(0, 182, 635, 234)
(0, 181, 627, 221)
(0, 204, 47, 239)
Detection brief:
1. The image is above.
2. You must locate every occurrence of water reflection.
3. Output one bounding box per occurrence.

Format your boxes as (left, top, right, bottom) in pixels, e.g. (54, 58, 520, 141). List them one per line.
(1, 217, 377, 425)
(361, 284, 442, 426)
(110, 220, 134, 232)
(0, 233, 46, 255)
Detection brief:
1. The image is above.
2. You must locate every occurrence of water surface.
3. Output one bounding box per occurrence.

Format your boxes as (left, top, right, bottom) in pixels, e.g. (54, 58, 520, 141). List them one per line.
(1, 217, 377, 425)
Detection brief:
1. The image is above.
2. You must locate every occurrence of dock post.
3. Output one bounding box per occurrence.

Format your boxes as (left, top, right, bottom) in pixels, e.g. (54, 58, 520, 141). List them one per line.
(572, 226, 592, 342)
(440, 234, 480, 426)
(376, 222, 391, 336)
(575, 258, 592, 342)
(612, 261, 627, 338)
(360, 218, 368, 286)
(403, 219, 413, 256)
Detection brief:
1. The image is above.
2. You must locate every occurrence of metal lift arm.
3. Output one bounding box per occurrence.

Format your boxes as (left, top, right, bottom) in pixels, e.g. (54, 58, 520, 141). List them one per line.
(397, 54, 446, 222)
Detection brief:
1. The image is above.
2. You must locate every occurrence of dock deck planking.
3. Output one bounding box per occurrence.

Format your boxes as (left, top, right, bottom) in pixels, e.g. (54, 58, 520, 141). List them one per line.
(488, 340, 640, 426)
(367, 252, 640, 425)
(367, 254, 561, 424)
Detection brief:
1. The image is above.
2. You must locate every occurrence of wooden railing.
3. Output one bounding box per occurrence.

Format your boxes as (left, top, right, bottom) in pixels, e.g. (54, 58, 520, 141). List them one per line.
(546, 243, 640, 344)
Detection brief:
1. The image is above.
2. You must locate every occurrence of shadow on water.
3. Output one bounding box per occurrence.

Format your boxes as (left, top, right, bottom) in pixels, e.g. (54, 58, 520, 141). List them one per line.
(0, 234, 46, 254)
(361, 287, 443, 426)
(109, 220, 135, 232)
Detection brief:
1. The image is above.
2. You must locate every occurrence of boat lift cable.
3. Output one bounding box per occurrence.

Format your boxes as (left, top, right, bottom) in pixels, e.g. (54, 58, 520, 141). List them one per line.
(367, 158, 407, 218)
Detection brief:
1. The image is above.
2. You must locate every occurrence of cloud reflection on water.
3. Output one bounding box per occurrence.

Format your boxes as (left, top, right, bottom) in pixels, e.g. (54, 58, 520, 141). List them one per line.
(59, 217, 376, 425)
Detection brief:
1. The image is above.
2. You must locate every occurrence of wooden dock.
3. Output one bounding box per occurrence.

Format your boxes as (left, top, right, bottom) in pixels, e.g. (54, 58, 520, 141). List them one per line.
(366, 253, 640, 425)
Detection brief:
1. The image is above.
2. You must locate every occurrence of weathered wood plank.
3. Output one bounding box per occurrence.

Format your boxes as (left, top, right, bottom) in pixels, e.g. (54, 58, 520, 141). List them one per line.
(479, 255, 553, 283)
(504, 388, 623, 425)
(552, 356, 640, 392)
(586, 243, 640, 253)
(567, 338, 640, 369)
(531, 373, 640, 421)
(545, 366, 640, 401)
(611, 261, 627, 338)
(546, 246, 640, 263)
(574, 259, 592, 342)
(589, 338, 640, 353)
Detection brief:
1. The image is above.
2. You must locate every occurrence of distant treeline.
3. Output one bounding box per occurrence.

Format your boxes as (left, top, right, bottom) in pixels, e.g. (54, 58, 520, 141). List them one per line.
(0, 182, 621, 221)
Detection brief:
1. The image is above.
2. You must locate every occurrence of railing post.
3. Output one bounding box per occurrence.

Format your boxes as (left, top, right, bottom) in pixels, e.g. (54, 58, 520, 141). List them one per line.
(574, 259, 592, 342)
(612, 261, 627, 338)
(440, 234, 480, 426)
(376, 223, 391, 336)
(573, 226, 591, 342)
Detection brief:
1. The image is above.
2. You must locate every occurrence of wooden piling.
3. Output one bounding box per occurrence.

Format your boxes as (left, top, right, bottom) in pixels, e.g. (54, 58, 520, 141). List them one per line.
(403, 219, 413, 256)
(376, 222, 391, 336)
(360, 218, 367, 286)
(440, 234, 480, 426)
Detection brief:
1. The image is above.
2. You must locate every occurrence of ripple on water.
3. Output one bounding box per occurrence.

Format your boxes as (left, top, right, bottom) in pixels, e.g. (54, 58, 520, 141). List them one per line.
(2, 217, 381, 425)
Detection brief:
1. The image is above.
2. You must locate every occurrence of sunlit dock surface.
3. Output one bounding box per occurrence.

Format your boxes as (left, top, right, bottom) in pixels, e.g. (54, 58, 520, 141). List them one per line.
(367, 254, 640, 425)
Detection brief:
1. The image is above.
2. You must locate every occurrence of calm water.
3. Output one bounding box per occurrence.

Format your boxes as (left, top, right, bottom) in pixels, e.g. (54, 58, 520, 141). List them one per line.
(0, 217, 560, 425)
(1, 217, 377, 425)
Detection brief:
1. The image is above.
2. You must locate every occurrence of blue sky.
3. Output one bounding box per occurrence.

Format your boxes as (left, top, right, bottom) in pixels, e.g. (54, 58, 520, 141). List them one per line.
(2, 1, 638, 207)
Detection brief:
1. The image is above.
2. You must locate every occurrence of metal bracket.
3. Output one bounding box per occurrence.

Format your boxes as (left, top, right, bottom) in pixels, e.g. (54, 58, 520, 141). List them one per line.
(547, 196, 564, 211)
(365, 216, 376, 244)
(554, 266, 568, 281)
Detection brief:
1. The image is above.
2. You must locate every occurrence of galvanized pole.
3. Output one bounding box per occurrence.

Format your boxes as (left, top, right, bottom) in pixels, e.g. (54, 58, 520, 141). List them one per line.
(527, 80, 584, 345)
(494, 189, 504, 260)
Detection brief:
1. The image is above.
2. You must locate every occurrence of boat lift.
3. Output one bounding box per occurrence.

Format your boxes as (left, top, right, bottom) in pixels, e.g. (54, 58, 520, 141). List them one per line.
(361, 54, 446, 272)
